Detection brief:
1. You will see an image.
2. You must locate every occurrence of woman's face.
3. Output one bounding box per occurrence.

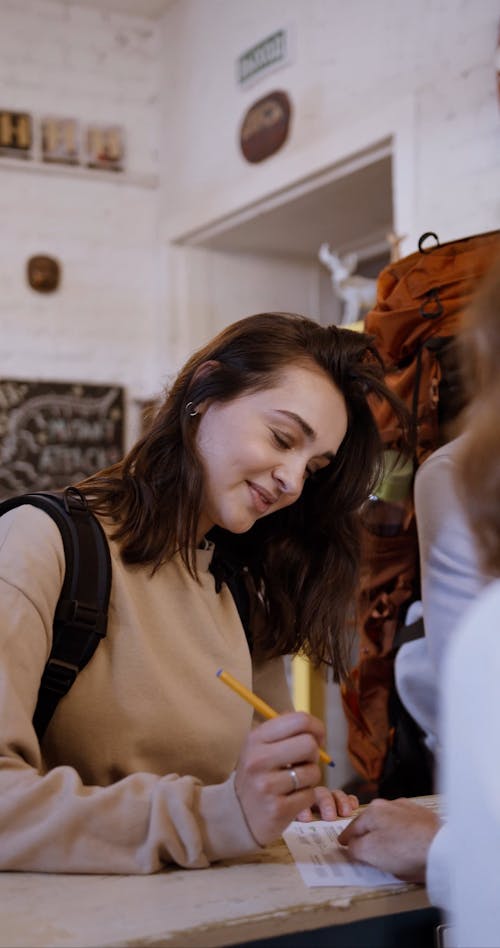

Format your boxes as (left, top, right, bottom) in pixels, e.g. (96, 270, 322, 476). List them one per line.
(195, 362, 348, 539)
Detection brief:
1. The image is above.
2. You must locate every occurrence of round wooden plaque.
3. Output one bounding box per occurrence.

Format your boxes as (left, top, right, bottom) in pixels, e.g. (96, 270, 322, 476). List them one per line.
(240, 91, 291, 164)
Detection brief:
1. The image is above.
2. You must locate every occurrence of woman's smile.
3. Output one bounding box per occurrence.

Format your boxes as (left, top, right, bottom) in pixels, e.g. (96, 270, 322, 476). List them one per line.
(246, 480, 276, 514)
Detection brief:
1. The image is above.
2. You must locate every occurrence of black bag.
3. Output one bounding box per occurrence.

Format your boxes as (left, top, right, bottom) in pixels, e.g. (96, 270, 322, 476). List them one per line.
(377, 616, 434, 799)
(0, 488, 111, 740)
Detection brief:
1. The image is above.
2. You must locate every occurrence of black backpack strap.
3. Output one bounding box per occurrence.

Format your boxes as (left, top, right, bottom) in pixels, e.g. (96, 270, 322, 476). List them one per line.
(0, 487, 111, 740)
(209, 551, 253, 654)
(223, 569, 253, 655)
(379, 614, 434, 799)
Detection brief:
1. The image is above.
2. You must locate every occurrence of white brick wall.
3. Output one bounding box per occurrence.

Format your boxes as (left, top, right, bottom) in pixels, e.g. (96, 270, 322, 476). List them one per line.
(157, 0, 500, 363)
(159, 0, 500, 242)
(1, 0, 499, 437)
(0, 0, 162, 444)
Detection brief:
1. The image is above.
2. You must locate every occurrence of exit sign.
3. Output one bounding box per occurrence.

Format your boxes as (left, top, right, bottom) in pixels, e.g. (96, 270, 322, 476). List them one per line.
(237, 29, 291, 86)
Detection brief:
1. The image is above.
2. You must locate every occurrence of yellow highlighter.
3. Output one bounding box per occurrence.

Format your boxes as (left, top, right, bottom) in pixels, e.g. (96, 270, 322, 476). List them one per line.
(216, 668, 334, 767)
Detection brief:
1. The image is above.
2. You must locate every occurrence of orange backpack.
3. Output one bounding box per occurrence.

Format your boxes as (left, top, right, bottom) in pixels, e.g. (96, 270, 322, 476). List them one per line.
(341, 229, 500, 790)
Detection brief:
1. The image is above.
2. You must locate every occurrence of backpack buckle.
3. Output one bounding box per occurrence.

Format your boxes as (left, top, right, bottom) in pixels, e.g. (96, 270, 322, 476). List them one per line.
(419, 288, 444, 320)
(39, 658, 78, 697)
(55, 598, 107, 637)
(62, 485, 89, 514)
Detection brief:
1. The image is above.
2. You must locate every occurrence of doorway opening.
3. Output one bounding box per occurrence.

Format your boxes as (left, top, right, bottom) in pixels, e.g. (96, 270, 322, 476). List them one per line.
(175, 137, 393, 329)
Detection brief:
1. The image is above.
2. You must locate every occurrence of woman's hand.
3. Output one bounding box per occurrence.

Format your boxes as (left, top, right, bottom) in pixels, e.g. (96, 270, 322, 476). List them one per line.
(234, 711, 325, 846)
(295, 785, 359, 822)
(337, 797, 440, 882)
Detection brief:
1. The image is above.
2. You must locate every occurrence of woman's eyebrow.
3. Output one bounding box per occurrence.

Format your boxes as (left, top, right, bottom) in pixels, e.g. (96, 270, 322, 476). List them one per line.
(274, 409, 315, 438)
(274, 410, 335, 460)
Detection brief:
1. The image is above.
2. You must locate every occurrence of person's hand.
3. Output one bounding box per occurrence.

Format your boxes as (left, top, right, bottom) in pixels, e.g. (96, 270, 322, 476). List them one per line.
(234, 711, 325, 846)
(295, 786, 359, 822)
(337, 797, 441, 882)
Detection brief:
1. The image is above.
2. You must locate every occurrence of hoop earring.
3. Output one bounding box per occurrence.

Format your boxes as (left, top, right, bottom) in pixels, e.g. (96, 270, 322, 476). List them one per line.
(185, 401, 198, 417)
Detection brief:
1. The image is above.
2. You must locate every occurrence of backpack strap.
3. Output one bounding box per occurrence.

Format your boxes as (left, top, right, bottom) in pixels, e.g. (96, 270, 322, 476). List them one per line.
(209, 550, 253, 654)
(0, 487, 111, 740)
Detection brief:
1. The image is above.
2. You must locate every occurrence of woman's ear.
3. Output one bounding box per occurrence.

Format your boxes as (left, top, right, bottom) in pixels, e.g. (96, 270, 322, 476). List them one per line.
(188, 360, 220, 416)
(191, 360, 220, 383)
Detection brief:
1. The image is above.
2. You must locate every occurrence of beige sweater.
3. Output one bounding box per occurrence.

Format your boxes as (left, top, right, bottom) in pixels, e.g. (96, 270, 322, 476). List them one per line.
(0, 505, 292, 873)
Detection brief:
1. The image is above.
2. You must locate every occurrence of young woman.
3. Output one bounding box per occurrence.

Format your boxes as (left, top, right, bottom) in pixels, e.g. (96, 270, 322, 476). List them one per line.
(0, 311, 405, 874)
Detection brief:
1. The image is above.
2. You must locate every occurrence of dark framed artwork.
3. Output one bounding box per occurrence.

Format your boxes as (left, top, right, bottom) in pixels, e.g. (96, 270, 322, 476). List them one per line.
(0, 380, 124, 499)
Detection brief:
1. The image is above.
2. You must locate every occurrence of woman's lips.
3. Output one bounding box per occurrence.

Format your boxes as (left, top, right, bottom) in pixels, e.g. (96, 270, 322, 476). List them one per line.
(247, 481, 275, 514)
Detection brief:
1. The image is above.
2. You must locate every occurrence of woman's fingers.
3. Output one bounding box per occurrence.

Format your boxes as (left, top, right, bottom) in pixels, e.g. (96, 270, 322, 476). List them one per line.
(313, 786, 359, 819)
(245, 731, 322, 775)
(255, 710, 326, 748)
(235, 713, 359, 843)
(295, 786, 360, 822)
(331, 789, 360, 817)
(281, 763, 321, 795)
(243, 712, 326, 774)
(234, 712, 326, 846)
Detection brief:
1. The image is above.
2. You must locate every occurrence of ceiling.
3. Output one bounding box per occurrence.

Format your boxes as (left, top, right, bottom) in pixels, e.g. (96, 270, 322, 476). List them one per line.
(180, 155, 394, 262)
(60, 0, 177, 18)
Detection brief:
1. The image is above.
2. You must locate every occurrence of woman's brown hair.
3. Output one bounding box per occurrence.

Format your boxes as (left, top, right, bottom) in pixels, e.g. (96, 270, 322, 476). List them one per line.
(457, 264, 500, 576)
(78, 312, 408, 679)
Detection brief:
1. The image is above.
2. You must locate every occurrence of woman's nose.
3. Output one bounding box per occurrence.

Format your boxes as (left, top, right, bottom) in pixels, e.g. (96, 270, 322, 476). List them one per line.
(272, 461, 305, 497)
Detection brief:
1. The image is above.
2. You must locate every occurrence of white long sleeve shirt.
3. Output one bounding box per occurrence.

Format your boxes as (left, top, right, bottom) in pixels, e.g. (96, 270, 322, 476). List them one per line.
(427, 579, 500, 946)
(395, 438, 488, 756)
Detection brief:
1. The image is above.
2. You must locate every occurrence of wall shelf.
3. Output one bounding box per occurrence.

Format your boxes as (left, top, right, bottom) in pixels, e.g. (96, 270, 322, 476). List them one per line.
(0, 155, 159, 190)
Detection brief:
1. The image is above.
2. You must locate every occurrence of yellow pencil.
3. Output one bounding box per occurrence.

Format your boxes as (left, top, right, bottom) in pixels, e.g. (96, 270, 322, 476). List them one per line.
(216, 667, 334, 767)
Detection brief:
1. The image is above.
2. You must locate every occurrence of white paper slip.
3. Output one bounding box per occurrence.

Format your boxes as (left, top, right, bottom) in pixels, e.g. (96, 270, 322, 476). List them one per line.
(282, 818, 406, 887)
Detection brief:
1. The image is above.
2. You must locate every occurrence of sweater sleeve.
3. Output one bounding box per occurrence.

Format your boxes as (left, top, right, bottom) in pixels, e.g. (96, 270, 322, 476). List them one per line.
(0, 507, 257, 874)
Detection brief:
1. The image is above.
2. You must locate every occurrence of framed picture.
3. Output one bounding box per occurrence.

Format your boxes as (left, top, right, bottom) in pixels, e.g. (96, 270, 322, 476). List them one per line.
(41, 117, 80, 165)
(0, 110, 32, 159)
(86, 125, 124, 171)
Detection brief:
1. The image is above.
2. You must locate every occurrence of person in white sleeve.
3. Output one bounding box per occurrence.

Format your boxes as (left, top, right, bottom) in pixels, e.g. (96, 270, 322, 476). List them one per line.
(395, 433, 489, 764)
(339, 263, 500, 947)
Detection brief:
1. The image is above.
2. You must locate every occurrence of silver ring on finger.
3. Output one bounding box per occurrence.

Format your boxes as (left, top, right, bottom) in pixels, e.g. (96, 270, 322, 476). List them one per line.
(288, 767, 300, 792)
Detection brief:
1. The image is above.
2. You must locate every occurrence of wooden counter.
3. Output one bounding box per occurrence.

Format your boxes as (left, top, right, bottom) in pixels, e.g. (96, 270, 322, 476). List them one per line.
(0, 838, 435, 948)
